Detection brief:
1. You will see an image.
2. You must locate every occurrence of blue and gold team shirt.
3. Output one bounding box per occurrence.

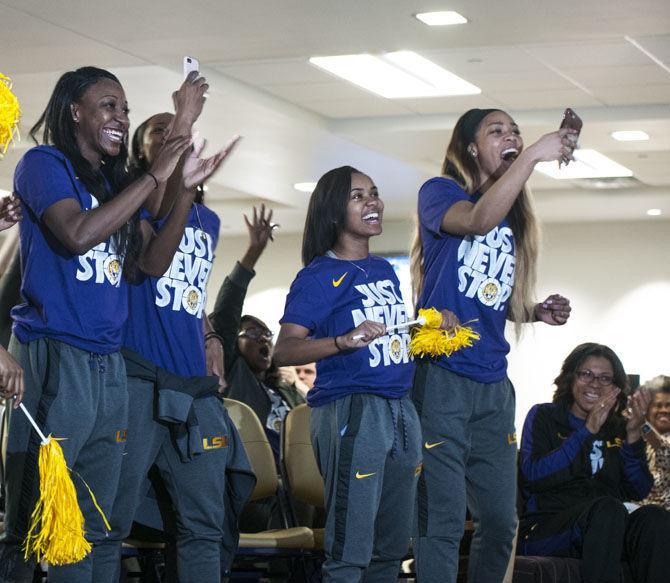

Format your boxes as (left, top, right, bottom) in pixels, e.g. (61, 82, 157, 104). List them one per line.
(123, 204, 219, 377)
(280, 254, 414, 407)
(12, 146, 127, 354)
(418, 177, 515, 383)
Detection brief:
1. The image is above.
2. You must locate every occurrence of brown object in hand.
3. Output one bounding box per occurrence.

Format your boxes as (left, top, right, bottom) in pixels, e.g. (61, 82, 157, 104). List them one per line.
(559, 108, 582, 166)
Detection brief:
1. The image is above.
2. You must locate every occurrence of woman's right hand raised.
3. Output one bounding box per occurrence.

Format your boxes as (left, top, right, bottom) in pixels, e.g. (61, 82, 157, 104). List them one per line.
(585, 387, 620, 435)
(525, 129, 579, 164)
(336, 320, 386, 350)
(172, 71, 209, 133)
(148, 134, 193, 183)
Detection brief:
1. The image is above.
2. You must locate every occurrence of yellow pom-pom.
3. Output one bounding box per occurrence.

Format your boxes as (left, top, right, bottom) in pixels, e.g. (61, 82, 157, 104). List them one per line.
(0, 73, 21, 157)
(24, 437, 91, 565)
(417, 307, 443, 329)
(409, 323, 481, 359)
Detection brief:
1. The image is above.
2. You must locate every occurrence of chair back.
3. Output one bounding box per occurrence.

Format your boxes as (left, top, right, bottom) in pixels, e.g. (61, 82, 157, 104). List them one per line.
(282, 404, 324, 508)
(223, 398, 277, 501)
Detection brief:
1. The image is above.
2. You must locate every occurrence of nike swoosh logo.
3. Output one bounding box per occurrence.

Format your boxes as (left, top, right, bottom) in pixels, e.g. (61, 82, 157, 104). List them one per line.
(424, 440, 446, 449)
(332, 272, 348, 287)
(355, 471, 376, 479)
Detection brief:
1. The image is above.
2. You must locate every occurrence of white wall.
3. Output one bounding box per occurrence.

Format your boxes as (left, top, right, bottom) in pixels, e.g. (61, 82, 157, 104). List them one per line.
(207, 217, 670, 434)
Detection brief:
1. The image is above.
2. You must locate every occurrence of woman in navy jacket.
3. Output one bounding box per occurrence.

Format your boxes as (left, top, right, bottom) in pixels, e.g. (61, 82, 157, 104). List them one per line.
(518, 342, 670, 583)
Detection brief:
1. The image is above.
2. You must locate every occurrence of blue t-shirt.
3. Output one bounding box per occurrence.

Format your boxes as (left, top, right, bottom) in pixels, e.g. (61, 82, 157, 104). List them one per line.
(417, 177, 515, 383)
(11, 146, 127, 354)
(123, 204, 220, 377)
(280, 254, 414, 407)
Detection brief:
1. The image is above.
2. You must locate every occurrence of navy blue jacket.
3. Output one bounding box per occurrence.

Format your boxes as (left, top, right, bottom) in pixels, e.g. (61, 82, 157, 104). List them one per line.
(519, 403, 652, 518)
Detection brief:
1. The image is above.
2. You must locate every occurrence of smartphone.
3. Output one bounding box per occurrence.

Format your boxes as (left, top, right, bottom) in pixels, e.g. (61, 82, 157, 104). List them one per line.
(183, 56, 200, 80)
(559, 107, 582, 166)
(560, 107, 583, 134)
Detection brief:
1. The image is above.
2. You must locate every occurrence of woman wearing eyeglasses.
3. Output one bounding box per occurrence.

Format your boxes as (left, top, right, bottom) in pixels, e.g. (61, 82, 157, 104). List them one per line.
(209, 205, 305, 460)
(518, 342, 670, 583)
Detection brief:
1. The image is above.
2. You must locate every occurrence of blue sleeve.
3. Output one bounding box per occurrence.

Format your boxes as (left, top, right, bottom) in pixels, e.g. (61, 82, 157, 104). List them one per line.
(418, 178, 469, 237)
(520, 404, 594, 492)
(14, 149, 79, 219)
(619, 440, 653, 501)
(280, 271, 329, 332)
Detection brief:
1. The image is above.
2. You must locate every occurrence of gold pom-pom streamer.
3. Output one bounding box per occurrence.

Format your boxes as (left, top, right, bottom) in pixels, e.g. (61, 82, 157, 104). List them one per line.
(0, 73, 21, 157)
(18, 403, 110, 565)
(409, 308, 481, 358)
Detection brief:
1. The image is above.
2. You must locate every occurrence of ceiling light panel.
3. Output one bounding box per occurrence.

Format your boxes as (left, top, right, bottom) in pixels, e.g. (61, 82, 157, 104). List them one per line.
(309, 52, 480, 98)
(294, 182, 317, 193)
(611, 130, 649, 142)
(415, 11, 468, 26)
(534, 149, 633, 180)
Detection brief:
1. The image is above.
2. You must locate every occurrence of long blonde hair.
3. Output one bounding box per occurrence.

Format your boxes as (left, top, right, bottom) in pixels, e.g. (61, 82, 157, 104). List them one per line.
(410, 109, 540, 337)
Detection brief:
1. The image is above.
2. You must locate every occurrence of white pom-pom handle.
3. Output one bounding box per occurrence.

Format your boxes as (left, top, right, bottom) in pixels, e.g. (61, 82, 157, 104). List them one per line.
(352, 315, 426, 340)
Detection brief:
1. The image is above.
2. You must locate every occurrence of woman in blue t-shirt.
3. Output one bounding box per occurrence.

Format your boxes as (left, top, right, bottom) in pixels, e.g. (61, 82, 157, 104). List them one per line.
(94, 110, 241, 583)
(0, 67, 200, 583)
(274, 166, 454, 583)
(409, 108, 575, 583)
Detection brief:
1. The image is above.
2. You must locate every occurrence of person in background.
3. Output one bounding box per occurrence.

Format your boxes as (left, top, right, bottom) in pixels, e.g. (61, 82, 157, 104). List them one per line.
(209, 205, 305, 459)
(409, 107, 575, 583)
(277, 363, 316, 398)
(639, 375, 670, 512)
(0, 195, 22, 400)
(296, 362, 317, 389)
(518, 342, 670, 583)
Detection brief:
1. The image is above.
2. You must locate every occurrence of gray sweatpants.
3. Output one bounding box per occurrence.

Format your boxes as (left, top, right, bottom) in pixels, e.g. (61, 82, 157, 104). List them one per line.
(311, 393, 422, 583)
(0, 336, 128, 583)
(94, 376, 230, 583)
(411, 362, 518, 583)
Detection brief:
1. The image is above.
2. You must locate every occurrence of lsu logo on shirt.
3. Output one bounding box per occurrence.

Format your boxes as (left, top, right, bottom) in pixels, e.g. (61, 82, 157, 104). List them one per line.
(350, 279, 411, 368)
(75, 194, 124, 287)
(155, 226, 214, 317)
(203, 436, 228, 450)
(457, 226, 515, 311)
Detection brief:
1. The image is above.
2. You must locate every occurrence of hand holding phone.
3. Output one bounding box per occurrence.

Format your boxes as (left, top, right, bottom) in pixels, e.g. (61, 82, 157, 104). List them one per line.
(183, 56, 200, 80)
(558, 108, 582, 166)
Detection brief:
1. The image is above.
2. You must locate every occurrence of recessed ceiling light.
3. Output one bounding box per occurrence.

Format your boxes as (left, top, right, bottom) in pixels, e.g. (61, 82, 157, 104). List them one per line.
(647, 208, 662, 216)
(294, 182, 317, 193)
(309, 51, 480, 98)
(415, 11, 468, 26)
(534, 149, 633, 180)
(611, 130, 649, 142)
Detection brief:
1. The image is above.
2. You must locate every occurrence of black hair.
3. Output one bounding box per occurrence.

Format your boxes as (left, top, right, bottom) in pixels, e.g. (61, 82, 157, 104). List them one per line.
(29, 66, 140, 260)
(553, 343, 628, 423)
(301, 166, 362, 266)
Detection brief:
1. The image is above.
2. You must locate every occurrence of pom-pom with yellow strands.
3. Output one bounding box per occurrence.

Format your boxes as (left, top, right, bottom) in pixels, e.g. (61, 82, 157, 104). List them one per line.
(409, 307, 481, 358)
(0, 73, 21, 157)
(18, 403, 110, 565)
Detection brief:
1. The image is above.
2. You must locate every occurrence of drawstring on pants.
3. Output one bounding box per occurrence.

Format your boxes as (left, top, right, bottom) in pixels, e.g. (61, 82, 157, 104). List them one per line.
(88, 353, 106, 373)
(388, 398, 409, 459)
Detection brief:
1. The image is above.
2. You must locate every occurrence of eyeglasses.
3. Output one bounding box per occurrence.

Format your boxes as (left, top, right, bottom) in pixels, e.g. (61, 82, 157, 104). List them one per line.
(238, 329, 274, 341)
(576, 370, 614, 387)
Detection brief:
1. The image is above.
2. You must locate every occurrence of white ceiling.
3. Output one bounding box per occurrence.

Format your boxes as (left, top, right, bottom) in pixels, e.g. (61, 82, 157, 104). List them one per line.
(1, 0, 669, 233)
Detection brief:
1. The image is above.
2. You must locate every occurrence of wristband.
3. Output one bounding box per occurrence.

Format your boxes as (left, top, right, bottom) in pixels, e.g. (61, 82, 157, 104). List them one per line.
(146, 171, 159, 189)
(333, 335, 343, 352)
(205, 332, 224, 345)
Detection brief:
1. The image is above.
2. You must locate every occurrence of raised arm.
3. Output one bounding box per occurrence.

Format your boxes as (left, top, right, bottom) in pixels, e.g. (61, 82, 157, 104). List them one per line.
(209, 205, 274, 371)
(441, 129, 576, 237)
(43, 134, 191, 255)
